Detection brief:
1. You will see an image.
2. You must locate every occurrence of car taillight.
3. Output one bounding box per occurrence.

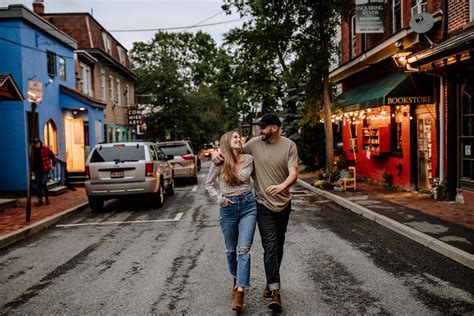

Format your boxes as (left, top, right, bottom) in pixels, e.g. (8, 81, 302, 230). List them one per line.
(85, 166, 90, 179)
(145, 163, 154, 177)
(182, 154, 195, 160)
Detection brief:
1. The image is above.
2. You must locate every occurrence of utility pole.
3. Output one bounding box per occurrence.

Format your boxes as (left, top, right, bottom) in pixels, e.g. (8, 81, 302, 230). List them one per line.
(26, 102, 37, 222)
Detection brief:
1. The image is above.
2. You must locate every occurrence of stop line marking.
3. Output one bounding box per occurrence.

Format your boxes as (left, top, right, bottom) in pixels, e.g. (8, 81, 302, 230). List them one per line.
(56, 212, 184, 228)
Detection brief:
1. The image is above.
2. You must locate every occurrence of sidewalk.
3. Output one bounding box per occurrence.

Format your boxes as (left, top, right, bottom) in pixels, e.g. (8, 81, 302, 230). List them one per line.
(0, 188, 88, 249)
(298, 172, 474, 269)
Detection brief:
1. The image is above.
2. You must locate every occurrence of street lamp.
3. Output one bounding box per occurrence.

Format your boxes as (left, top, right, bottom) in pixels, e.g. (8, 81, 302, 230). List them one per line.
(391, 45, 412, 69)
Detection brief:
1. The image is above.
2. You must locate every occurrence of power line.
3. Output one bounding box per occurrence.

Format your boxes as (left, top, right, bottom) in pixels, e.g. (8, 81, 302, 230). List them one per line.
(109, 18, 246, 33)
(0, 36, 74, 59)
(183, 11, 224, 32)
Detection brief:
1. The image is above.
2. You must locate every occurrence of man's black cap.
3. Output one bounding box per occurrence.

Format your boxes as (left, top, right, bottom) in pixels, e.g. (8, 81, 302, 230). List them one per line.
(33, 138, 41, 143)
(255, 114, 281, 127)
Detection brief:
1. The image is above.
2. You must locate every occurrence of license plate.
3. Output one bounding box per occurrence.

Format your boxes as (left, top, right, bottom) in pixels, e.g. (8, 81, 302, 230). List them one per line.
(110, 170, 124, 178)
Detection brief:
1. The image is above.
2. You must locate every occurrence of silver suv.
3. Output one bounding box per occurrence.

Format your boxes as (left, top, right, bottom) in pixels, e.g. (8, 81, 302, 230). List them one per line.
(85, 142, 175, 211)
(158, 140, 198, 184)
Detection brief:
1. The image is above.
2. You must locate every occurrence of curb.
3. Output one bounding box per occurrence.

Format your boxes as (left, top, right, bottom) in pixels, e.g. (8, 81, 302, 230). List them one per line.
(297, 179, 474, 270)
(0, 202, 89, 250)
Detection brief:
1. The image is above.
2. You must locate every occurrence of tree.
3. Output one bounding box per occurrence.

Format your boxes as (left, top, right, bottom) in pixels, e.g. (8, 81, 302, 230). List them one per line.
(223, 0, 352, 170)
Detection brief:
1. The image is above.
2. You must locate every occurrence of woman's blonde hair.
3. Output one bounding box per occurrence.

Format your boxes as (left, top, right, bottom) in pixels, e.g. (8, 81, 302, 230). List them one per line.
(219, 131, 242, 186)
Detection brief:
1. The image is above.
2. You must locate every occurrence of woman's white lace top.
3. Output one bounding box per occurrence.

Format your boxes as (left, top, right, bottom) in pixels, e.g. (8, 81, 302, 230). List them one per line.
(205, 154, 254, 204)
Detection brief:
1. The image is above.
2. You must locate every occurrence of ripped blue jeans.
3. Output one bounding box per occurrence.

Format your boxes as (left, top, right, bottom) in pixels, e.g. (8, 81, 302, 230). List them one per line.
(219, 191, 257, 288)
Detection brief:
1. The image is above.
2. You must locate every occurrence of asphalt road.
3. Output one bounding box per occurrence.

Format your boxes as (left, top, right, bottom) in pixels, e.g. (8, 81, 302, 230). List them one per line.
(1, 161, 473, 315)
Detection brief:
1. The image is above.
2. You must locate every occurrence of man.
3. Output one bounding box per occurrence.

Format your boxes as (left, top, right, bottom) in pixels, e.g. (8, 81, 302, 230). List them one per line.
(31, 138, 56, 206)
(214, 113, 298, 312)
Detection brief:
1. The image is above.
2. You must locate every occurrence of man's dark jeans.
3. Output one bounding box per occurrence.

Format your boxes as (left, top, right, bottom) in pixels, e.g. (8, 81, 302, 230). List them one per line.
(256, 201, 291, 290)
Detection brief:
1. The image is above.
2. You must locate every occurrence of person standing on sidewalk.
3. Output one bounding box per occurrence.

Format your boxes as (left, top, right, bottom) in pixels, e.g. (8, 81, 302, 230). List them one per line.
(213, 114, 299, 312)
(205, 131, 257, 312)
(31, 138, 56, 206)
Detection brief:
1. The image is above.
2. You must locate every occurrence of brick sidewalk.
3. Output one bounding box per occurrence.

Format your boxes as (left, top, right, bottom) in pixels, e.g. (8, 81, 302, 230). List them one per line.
(299, 172, 474, 230)
(0, 188, 88, 237)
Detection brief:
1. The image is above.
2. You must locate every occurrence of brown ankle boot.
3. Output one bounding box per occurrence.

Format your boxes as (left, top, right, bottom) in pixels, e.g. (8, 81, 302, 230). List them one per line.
(268, 289, 282, 312)
(231, 278, 237, 298)
(263, 285, 271, 298)
(232, 290, 244, 312)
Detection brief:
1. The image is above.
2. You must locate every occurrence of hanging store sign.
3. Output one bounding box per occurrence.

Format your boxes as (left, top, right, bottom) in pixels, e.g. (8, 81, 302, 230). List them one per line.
(355, 0, 385, 33)
(27, 80, 43, 103)
(127, 107, 142, 125)
(387, 96, 432, 105)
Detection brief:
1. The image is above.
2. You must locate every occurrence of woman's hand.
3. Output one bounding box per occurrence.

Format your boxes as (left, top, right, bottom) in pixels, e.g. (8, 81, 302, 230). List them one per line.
(220, 198, 234, 207)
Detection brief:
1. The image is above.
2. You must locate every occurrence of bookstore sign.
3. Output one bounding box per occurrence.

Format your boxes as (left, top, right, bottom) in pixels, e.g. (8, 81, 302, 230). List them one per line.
(355, 0, 384, 33)
(128, 108, 142, 125)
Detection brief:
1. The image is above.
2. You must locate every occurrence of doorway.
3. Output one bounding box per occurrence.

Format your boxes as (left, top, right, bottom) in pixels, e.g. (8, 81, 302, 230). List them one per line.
(417, 113, 433, 189)
(64, 117, 85, 172)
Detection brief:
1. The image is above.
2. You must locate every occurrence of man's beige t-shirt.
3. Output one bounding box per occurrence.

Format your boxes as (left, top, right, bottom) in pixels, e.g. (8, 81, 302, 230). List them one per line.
(243, 136, 298, 212)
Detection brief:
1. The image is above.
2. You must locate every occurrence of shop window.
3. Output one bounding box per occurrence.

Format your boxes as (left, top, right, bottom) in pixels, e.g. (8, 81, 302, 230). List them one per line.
(47, 51, 56, 77)
(43, 119, 58, 155)
(390, 106, 403, 156)
(461, 80, 474, 182)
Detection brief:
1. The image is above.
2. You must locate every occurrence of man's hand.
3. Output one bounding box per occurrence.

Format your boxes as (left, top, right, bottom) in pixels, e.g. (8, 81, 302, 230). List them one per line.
(265, 184, 285, 197)
(211, 151, 224, 166)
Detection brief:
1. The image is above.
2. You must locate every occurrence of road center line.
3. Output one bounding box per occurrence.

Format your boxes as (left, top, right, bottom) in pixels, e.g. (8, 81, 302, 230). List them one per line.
(56, 212, 184, 228)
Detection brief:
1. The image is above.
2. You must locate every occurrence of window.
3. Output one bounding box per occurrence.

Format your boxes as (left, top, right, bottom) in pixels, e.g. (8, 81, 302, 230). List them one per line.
(43, 119, 58, 155)
(47, 51, 56, 77)
(102, 32, 111, 54)
(58, 57, 66, 80)
(460, 80, 474, 183)
(118, 47, 126, 65)
(391, 106, 403, 155)
(79, 62, 92, 96)
(100, 69, 106, 101)
(125, 84, 130, 107)
(109, 75, 114, 102)
(350, 15, 357, 58)
(116, 79, 121, 105)
(393, 0, 402, 33)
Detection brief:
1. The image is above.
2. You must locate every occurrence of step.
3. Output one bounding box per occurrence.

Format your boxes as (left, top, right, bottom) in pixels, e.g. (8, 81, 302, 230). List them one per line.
(0, 199, 17, 211)
(49, 185, 68, 196)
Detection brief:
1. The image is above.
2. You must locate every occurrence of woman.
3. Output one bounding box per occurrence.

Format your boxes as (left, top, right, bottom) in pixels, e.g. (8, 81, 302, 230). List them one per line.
(205, 131, 256, 312)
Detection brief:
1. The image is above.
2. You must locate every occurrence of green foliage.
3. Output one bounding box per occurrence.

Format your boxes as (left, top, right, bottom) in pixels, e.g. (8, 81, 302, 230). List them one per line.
(130, 31, 239, 144)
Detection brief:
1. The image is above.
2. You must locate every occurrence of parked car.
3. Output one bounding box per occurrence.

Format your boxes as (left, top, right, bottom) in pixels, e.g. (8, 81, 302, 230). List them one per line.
(158, 140, 198, 184)
(84, 142, 175, 211)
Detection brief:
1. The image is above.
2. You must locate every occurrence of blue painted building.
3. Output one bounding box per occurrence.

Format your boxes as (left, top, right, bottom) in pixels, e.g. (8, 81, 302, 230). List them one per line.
(0, 5, 104, 192)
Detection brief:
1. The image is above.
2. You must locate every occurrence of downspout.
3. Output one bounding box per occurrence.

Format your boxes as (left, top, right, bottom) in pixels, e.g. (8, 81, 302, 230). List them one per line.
(439, 76, 444, 183)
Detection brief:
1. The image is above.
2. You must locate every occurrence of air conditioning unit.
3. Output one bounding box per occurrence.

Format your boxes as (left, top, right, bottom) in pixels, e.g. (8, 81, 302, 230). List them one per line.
(411, 0, 426, 16)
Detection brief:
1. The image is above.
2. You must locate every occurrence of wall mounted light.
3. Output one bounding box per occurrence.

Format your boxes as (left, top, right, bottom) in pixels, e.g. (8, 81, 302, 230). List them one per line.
(72, 110, 78, 116)
(392, 45, 411, 69)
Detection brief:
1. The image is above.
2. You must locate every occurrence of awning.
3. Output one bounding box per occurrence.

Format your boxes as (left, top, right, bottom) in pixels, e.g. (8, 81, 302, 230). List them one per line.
(59, 85, 105, 110)
(337, 71, 433, 111)
(0, 73, 24, 101)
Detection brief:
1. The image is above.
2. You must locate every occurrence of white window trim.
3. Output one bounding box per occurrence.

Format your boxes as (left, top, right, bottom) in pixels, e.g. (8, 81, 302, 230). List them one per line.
(79, 62, 92, 96)
(59, 57, 66, 80)
(125, 84, 130, 107)
(109, 75, 114, 102)
(100, 69, 106, 101)
(116, 79, 121, 106)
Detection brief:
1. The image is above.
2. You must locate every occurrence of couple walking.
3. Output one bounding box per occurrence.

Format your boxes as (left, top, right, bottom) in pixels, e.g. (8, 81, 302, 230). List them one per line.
(205, 114, 299, 312)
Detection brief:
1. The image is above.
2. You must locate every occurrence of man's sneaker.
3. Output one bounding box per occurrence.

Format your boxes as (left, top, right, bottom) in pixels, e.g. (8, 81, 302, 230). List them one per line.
(267, 289, 282, 312)
(263, 285, 271, 298)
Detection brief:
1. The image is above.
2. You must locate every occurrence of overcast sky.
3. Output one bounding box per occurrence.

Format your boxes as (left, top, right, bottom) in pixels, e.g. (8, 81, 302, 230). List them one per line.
(0, 0, 245, 50)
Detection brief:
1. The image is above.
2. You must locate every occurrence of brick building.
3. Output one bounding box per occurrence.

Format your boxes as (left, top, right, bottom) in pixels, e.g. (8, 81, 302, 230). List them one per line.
(33, 0, 138, 146)
(330, 0, 474, 204)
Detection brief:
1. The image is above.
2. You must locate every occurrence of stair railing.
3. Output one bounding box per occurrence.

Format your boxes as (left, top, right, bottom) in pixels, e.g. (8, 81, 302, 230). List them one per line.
(51, 157, 67, 186)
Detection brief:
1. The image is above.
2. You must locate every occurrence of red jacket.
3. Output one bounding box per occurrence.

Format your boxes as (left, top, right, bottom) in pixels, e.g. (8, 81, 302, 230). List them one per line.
(32, 146, 56, 173)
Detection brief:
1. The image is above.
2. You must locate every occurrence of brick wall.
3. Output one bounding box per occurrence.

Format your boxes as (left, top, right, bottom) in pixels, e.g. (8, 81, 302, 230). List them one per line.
(448, 0, 470, 34)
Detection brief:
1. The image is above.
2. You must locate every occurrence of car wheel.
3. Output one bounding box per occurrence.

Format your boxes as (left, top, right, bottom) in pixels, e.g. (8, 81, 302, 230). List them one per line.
(166, 176, 175, 196)
(89, 196, 104, 212)
(156, 184, 164, 208)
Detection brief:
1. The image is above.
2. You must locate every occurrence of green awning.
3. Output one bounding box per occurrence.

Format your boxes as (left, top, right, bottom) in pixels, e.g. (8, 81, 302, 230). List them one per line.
(337, 71, 432, 111)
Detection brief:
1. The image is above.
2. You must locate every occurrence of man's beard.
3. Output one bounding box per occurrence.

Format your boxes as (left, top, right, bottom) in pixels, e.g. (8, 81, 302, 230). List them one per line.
(261, 131, 273, 141)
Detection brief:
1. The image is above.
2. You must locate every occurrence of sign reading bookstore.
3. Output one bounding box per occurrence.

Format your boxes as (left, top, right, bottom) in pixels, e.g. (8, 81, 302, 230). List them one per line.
(355, 0, 384, 33)
(127, 107, 142, 126)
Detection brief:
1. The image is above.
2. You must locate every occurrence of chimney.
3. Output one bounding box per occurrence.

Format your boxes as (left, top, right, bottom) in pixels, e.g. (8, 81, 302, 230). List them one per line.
(33, 0, 44, 15)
